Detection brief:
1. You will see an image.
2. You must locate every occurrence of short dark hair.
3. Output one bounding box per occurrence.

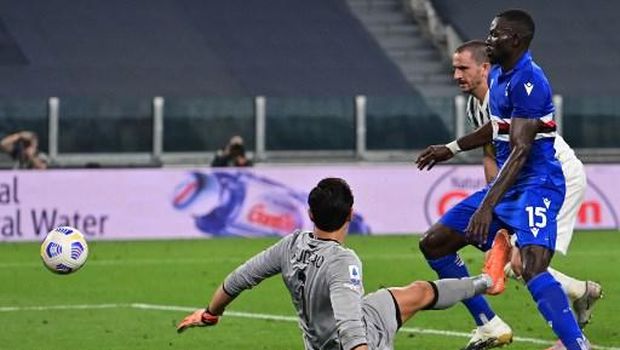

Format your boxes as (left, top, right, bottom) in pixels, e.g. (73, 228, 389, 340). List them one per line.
(455, 40, 489, 64)
(497, 9, 535, 44)
(308, 178, 353, 232)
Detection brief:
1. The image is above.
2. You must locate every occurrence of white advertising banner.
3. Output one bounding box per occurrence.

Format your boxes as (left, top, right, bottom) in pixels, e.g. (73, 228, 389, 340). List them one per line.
(0, 164, 618, 242)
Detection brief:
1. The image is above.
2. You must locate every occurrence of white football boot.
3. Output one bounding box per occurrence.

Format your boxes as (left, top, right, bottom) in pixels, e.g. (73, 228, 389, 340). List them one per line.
(572, 281, 603, 328)
(462, 315, 513, 350)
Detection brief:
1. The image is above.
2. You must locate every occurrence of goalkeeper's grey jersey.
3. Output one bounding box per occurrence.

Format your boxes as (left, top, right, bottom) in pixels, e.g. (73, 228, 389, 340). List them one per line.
(223, 230, 367, 350)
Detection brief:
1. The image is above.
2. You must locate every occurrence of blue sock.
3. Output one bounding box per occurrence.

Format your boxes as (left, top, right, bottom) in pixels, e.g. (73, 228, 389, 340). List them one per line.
(527, 272, 588, 350)
(427, 254, 495, 326)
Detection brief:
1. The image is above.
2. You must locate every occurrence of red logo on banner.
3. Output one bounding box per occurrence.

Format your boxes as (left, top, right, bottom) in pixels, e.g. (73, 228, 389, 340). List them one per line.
(438, 190, 469, 216)
(424, 167, 618, 230)
(247, 204, 297, 232)
(578, 201, 602, 224)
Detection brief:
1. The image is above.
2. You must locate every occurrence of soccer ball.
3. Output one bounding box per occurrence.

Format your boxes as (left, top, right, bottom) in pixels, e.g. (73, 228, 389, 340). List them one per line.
(40, 226, 89, 274)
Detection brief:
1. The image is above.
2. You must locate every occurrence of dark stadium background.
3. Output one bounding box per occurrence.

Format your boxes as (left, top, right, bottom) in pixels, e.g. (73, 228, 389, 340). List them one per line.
(0, 1, 618, 349)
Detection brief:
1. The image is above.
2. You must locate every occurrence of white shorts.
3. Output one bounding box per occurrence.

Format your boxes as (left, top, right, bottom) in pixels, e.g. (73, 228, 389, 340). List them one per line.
(555, 158, 587, 254)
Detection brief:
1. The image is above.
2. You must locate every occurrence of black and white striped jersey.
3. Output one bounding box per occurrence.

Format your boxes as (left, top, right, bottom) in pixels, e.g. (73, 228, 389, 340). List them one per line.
(465, 92, 490, 129)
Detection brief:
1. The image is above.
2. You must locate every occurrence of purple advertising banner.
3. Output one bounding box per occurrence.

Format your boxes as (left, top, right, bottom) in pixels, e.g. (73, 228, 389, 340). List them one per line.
(0, 164, 618, 242)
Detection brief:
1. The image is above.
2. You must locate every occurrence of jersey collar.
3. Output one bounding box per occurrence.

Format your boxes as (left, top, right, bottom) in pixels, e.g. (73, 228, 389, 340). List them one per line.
(500, 50, 532, 76)
(308, 232, 341, 245)
(480, 90, 489, 111)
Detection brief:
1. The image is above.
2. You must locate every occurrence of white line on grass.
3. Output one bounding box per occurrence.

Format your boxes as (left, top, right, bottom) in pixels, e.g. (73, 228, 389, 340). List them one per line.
(129, 304, 620, 350)
(0, 259, 231, 268)
(2, 303, 617, 350)
(0, 303, 128, 312)
(0, 255, 417, 269)
(0, 249, 613, 269)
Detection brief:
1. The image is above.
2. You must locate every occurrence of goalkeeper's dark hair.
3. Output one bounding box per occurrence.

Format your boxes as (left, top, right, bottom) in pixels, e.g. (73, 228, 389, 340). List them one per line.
(497, 8, 535, 45)
(308, 178, 353, 232)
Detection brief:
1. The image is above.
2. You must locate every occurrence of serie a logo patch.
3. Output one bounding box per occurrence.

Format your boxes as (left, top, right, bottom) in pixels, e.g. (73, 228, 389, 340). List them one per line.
(348, 265, 361, 286)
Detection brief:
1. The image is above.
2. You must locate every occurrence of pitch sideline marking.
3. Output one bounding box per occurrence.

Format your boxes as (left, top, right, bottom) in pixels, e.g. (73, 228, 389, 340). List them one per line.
(0, 303, 128, 312)
(1, 303, 618, 350)
(0, 250, 609, 268)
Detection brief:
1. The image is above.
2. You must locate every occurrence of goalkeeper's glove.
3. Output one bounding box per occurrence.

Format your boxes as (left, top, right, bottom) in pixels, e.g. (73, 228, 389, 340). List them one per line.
(176, 308, 220, 333)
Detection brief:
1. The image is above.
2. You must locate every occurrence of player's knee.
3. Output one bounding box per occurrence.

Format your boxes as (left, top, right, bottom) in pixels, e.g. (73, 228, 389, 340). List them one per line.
(419, 226, 462, 259)
(409, 281, 436, 309)
(419, 227, 446, 257)
(393, 281, 435, 316)
(412, 281, 437, 310)
(521, 268, 536, 282)
(519, 246, 552, 282)
(419, 234, 432, 257)
(521, 262, 548, 282)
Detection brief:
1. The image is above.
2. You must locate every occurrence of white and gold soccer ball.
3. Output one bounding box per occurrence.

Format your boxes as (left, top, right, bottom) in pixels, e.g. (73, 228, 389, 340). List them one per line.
(40, 226, 89, 274)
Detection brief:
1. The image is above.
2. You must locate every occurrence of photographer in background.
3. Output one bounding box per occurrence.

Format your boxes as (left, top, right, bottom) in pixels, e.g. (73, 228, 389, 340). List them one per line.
(211, 135, 253, 167)
(0, 130, 48, 169)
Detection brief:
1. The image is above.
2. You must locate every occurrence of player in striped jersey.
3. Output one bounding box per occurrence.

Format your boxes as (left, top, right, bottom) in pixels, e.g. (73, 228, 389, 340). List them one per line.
(176, 177, 493, 350)
(417, 10, 594, 350)
(454, 39, 602, 349)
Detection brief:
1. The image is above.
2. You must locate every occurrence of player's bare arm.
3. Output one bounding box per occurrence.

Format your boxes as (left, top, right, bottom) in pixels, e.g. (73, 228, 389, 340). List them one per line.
(0, 131, 35, 153)
(177, 234, 286, 334)
(466, 118, 540, 243)
(176, 285, 234, 332)
(482, 143, 498, 183)
(416, 122, 493, 170)
(206, 285, 234, 315)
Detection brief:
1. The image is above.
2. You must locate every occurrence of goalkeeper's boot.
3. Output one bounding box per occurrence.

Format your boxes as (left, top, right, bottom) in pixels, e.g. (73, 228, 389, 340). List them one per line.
(462, 315, 513, 350)
(483, 229, 511, 296)
(573, 281, 603, 328)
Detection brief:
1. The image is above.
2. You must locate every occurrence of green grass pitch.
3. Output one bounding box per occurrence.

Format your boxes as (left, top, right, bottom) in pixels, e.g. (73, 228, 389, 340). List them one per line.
(1, 231, 618, 349)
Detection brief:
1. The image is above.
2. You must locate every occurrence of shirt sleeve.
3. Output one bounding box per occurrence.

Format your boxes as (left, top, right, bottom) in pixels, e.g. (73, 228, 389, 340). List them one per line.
(510, 72, 554, 119)
(326, 249, 367, 350)
(223, 235, 291, 297)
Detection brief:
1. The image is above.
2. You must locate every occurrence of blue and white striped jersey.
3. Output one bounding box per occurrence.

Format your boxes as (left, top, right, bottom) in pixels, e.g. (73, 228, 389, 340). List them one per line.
(466, 91, 577, 166)
(487, 51, 564, 186)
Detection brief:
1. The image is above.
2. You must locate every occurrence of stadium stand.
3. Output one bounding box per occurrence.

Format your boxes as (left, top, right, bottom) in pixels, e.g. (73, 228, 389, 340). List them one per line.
(432, 0, 620, 149)
(431, 0, 620, 97)
(346, 0, 457, 97)
(0, 0, 453, 160)
(0, 0, 420, 97)
(3, 0, 616, 163)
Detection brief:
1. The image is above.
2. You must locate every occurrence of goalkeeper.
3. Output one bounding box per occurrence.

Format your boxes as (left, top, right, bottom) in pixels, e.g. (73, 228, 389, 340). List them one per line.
(177, 177, 493, 350)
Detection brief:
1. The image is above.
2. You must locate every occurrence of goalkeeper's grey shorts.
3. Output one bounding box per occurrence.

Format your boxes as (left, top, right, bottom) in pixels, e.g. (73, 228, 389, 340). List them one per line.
(362, 288, 401, 350)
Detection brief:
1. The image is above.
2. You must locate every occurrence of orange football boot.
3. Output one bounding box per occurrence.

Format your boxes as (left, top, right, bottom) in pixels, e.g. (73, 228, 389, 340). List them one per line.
(483, 229, 511, 295)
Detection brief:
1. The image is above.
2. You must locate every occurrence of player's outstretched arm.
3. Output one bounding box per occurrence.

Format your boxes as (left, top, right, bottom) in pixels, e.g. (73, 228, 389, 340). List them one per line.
(466, 118, 539, 243)
(482, 143, 498, 183)
(415, 144, 454, 170)
(416, 122, 493, 170)
(176, 285, 233, 333)
(176, 235, 289, 334)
